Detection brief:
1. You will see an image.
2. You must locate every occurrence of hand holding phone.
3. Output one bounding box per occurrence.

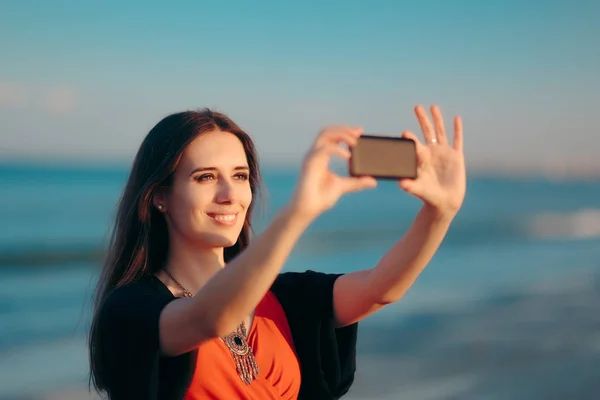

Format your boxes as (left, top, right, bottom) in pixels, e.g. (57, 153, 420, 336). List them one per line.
(349, 135, 417, 180)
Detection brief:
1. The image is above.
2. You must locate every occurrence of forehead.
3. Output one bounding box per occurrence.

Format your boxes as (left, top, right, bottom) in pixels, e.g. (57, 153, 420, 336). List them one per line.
(179, 130, 248, 170)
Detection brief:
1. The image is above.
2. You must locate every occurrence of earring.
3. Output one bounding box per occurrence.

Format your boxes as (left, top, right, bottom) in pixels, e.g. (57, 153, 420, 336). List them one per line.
(157, 204, 163, 211)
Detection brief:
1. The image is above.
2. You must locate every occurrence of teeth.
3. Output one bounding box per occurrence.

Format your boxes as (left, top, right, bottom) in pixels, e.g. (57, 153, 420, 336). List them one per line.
(213, 214, 236, 222)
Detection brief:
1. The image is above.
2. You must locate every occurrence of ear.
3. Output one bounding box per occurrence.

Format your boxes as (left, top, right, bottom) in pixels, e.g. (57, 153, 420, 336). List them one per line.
(153, 189, 168, 212)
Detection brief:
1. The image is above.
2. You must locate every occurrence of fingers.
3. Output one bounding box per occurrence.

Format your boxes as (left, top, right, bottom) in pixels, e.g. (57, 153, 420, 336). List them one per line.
(303, 126, 359, 170)
(430, 105, 448, 146)
(415, 105, 462, 150)
(340, 176, 377, 193)
(317, 143, 351, 160)
(414, 105, 436, 145)
(303, 141, 351, 173)
(453, 116, 463, 152)
(314, 126, 362, 149)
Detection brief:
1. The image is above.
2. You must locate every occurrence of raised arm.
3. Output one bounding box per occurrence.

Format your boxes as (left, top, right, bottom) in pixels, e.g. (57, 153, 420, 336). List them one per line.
(159, 127, 377, 356)
(333, 105, 467, 327)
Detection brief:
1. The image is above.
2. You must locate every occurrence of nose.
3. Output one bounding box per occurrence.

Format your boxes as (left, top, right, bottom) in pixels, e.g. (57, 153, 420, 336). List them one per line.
(215, 178, 236, 204)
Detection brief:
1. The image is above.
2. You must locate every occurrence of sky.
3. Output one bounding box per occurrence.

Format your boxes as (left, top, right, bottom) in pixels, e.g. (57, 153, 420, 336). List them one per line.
(1, 0, 599, 174)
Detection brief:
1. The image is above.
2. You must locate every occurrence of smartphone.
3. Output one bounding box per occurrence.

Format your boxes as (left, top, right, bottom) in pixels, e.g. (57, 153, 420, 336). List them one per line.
(349, 135, 417, 180)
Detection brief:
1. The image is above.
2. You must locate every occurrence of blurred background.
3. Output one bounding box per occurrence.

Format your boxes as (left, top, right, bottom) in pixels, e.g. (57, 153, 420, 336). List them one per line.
(1, 1, 599, 399)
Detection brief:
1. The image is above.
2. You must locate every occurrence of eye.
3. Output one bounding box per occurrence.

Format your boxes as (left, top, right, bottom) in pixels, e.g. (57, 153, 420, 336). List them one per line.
(235, 173, 249, 181)
(195, 174, 214, 182)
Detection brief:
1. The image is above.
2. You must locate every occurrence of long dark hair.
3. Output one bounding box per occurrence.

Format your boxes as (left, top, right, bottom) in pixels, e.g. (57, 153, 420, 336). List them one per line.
(88, 108, 263, 393)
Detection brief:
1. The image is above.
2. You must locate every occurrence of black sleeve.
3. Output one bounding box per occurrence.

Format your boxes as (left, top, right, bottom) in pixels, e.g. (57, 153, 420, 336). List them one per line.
(271, 270, 358, 400)
(96, 281, 185, 400)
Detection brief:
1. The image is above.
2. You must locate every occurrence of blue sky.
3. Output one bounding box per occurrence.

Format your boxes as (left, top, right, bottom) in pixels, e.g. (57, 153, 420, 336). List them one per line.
(1, 0, 599, 173)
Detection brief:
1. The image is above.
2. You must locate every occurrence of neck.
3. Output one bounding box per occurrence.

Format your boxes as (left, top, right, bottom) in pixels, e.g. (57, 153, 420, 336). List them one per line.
(162, 234, 226, 294)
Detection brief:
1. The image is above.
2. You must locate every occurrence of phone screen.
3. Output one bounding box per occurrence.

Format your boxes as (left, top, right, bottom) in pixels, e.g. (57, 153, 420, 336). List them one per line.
(349, 135, 417, 179)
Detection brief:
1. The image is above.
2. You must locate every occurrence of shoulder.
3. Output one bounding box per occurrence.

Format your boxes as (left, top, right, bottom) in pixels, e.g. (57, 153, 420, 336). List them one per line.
(95, 275, 177, 368)
(272, 270, 342, 292)
(98, 275, 175, 331)
(94, 276, 193, 398)
(271, 270, 343, 319)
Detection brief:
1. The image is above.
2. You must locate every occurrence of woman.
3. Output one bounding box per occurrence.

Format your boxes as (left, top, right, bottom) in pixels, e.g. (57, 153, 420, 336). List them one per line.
(88, 105, 465, 400)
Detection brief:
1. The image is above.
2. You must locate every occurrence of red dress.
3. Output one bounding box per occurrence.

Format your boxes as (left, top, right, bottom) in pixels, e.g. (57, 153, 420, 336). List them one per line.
(185, 291, 302, 399)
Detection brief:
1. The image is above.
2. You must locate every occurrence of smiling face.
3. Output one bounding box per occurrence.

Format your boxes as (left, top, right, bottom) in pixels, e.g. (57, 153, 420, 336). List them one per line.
(157, 130, 253, 250)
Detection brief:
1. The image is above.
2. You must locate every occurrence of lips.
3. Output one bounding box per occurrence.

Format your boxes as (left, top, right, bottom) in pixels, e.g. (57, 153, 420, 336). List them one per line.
(207, 213, 239, 226)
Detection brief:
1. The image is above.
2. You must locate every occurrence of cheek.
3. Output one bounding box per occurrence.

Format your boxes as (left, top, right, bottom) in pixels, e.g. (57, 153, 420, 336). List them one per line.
(233, 185, 253, 223)
(169, 185, 211, 222)
(242, 185, 253, 209)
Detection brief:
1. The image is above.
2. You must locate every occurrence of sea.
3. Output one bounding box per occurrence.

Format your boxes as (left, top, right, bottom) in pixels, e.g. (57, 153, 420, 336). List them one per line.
(1, 162, 599, 399)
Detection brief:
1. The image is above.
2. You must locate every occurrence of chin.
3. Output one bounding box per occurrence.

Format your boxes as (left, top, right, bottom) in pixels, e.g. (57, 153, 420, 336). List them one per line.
(197, 232, 241, 249)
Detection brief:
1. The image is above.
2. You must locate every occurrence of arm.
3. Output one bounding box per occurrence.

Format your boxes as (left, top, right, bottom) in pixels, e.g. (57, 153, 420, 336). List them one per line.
(159, 127, 377, 356)
(160, 204, 310, 355)
(333, 105, 466, 328)
(333, 205, 453, 327)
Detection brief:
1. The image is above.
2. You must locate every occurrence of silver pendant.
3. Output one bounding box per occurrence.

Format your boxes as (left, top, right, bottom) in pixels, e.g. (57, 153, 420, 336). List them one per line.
(222, 322, 259, 384)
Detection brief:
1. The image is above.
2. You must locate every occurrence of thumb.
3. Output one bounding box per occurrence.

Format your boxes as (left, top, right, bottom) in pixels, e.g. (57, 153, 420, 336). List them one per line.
(398, 177, 420, 195)
(402, 130, 430, 166)
(341, 176, 377, 193)
(401, 130, 426, 153)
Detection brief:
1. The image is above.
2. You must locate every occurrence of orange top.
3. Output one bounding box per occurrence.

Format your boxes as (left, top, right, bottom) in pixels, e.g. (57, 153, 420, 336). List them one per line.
(185, 291, 302, 400)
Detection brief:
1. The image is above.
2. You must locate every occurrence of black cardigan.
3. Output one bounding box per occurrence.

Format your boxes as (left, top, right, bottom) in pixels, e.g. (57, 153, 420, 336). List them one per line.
(96, 270, 358, 399)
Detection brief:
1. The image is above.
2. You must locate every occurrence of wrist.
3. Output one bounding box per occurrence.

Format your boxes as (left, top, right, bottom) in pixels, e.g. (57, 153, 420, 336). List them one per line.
(284, 187, 324, 224)
(421, 203, 457, 224)
(278, 200, 317, 230)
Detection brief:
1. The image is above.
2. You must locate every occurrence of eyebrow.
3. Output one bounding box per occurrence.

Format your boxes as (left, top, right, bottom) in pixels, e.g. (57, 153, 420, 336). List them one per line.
(189, 166, 250, 176)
